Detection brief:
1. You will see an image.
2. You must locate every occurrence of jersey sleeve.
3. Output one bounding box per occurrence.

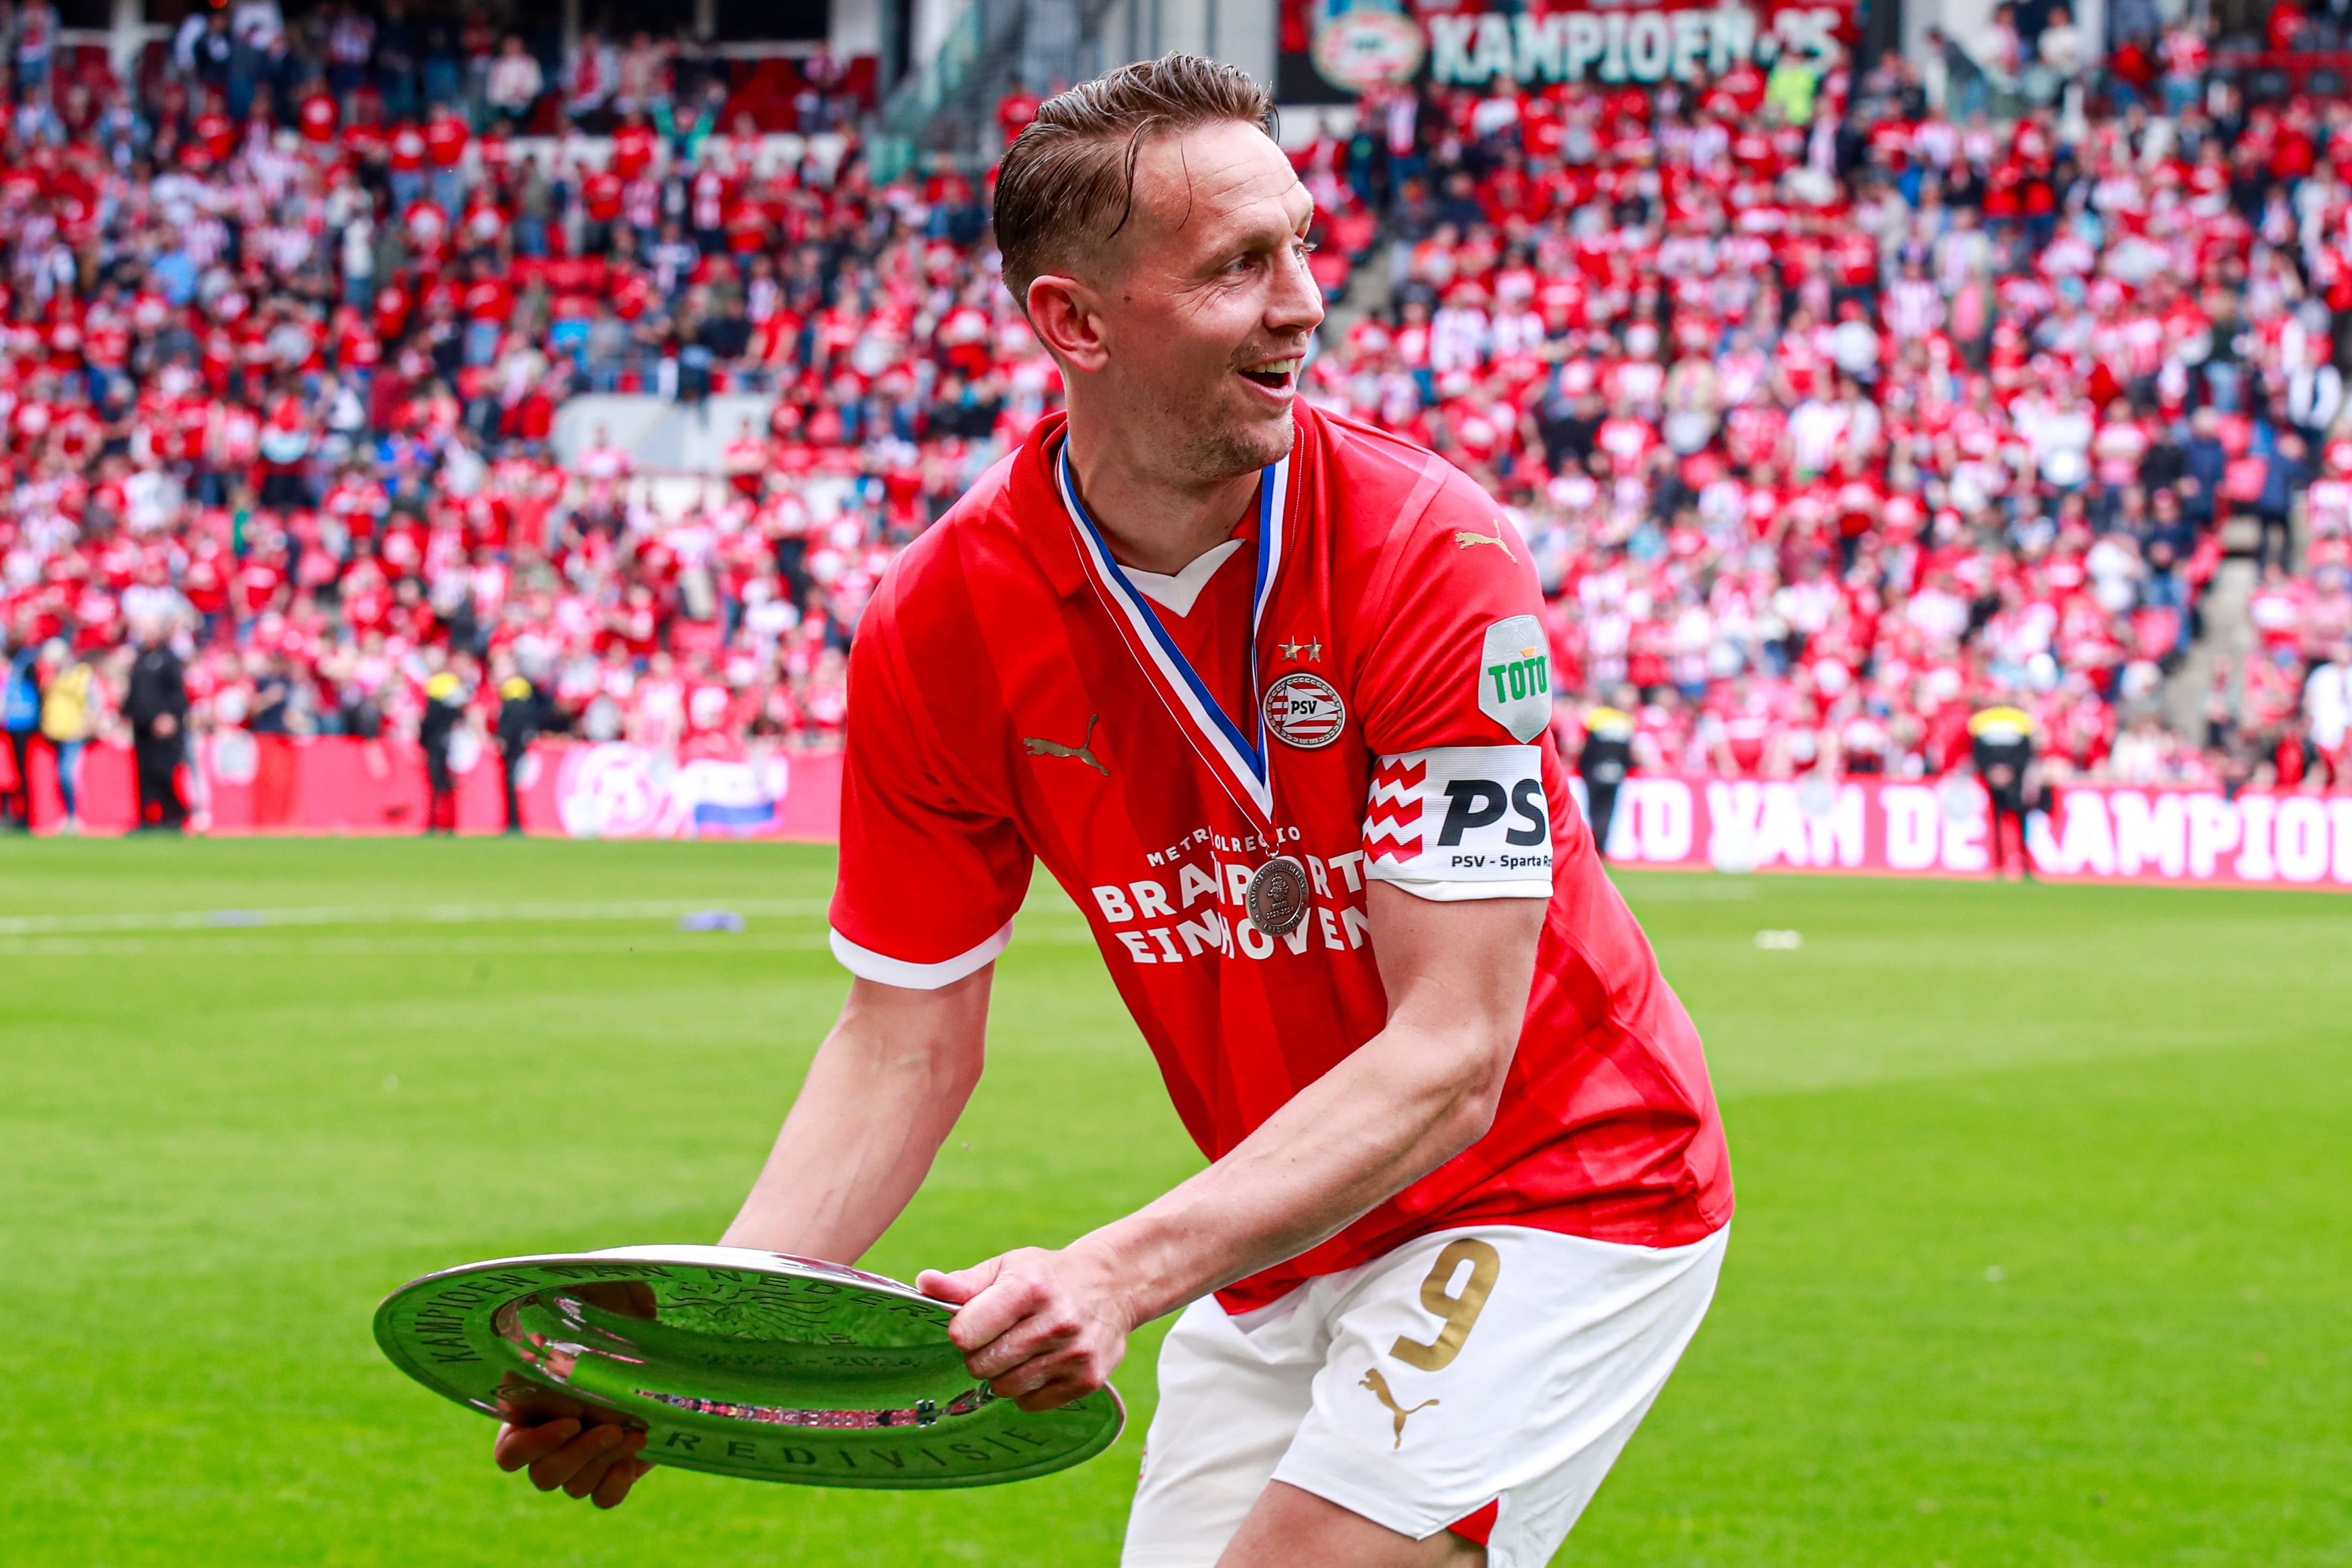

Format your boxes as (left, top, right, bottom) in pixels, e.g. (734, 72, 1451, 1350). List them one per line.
(828, 594, 1032, 988)
(1353, 469, 1556, 903)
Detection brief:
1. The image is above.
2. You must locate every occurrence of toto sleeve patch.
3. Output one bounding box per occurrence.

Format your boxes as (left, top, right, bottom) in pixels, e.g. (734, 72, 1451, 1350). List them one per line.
(1479, 616, 1553, 743)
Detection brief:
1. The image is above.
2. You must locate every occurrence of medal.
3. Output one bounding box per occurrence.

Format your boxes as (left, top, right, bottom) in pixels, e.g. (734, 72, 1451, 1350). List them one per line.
(1057, 445, 1312, 940)
(1244, 855, 1310, 936)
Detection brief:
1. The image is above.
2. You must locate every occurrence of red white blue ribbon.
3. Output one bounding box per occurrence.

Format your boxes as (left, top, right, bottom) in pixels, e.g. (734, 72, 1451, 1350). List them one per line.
(1056, 442, 1291, 836)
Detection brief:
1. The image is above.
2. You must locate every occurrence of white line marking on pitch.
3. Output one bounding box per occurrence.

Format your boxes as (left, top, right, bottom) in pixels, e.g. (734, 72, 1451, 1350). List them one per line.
(0, 899, 834, 936)
(0, 927, 1102, 958)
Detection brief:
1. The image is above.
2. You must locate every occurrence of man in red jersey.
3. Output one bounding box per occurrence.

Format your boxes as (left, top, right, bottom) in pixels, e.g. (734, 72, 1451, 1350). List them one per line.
(493, 57, 1730, 1564)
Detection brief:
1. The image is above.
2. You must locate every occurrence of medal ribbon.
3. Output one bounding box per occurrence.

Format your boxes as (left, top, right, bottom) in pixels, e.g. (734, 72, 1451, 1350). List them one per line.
(1055, 441, 1290, 846)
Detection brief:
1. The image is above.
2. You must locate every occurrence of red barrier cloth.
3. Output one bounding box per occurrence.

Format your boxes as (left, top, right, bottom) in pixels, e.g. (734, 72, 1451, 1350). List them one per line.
(10, 736, 841, 843)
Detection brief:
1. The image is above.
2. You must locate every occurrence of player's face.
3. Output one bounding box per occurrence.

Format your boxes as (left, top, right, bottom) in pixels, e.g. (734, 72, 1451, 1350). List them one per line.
(1094, 120, 1322, 482)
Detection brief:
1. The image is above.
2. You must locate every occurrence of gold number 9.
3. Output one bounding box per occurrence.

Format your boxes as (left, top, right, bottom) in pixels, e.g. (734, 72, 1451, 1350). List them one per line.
(1388, 1238, 1500, 1372)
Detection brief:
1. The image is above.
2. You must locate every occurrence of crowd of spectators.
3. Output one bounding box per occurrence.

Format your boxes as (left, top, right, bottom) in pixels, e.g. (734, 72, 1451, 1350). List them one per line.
(1295, 42, 2352, 797)
(0, 6, 990, 831)
(2, 1, 2351, 835)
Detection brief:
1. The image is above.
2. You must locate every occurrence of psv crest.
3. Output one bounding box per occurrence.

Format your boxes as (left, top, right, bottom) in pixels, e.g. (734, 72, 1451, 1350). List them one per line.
(1262, 672, 1345, 750)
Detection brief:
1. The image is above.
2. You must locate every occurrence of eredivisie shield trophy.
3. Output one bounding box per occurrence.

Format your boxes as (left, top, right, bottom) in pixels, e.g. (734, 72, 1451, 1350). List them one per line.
(375, 1245, 1124, 1488)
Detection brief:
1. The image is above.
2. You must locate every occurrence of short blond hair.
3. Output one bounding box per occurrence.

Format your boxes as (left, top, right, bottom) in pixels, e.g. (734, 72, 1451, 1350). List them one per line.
(993, 54, 1275, 307)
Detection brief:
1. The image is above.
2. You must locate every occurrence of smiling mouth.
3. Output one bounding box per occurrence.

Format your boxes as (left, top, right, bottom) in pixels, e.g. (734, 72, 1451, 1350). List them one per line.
(1237, 359, 1302, 391)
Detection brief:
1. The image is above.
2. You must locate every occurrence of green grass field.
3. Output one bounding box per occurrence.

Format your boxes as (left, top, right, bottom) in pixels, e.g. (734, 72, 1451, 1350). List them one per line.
(2, 838, 2347, 1566)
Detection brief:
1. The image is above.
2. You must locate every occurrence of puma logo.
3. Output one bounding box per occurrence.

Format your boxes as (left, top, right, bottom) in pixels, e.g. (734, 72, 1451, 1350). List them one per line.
(1359, 1367, 1438, 1449)
(1455, 521, 1515, 560)
(1022, 714, 1108, 777)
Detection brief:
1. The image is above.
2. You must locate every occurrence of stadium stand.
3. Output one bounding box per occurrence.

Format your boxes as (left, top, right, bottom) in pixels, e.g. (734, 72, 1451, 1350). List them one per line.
(1, 6, 2348, 834)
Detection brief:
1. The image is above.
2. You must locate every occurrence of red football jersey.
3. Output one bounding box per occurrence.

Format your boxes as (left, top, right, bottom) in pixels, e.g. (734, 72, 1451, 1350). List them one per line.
(831, 406, 1730, 1309)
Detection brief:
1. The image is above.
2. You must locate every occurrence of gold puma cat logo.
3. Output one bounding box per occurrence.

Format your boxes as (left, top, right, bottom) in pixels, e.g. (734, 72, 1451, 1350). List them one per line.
(1022, 714, 1108, 777)
(1454, 520, 1515, 560)
(1359, 1367, 1438, 1449)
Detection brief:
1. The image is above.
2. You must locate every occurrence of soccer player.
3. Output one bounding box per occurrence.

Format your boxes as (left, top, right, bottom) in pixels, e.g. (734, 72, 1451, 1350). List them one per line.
(493, 57, 1731, 1565)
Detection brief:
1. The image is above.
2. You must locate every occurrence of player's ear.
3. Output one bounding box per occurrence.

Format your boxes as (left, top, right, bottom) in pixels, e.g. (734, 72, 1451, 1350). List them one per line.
(1025, 273, 1110, 375)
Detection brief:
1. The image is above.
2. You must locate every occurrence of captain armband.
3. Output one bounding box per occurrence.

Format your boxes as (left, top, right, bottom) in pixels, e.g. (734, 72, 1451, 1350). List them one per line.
(1361, 746, 1554, 901)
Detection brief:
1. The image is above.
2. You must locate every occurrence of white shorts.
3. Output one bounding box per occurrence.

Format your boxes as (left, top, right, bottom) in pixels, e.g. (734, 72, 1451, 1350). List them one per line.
(1122, 1223, 1728, 1568)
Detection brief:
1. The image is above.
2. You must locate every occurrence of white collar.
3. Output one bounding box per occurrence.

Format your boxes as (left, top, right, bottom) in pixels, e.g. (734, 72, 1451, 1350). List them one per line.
(1118, 537, 1248, 617)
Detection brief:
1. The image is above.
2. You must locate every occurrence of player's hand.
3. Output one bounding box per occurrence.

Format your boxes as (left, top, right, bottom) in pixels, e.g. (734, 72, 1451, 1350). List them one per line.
(490, 1375, 654, 1508)
(918, 1246, 1131, 1413)
(489, 1282, 657, 1509)
(493, 1391, 652, 1508)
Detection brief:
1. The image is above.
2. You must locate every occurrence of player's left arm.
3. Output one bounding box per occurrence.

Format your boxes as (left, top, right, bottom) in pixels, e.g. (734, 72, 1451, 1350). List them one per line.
(922, 873, 1540, 1415)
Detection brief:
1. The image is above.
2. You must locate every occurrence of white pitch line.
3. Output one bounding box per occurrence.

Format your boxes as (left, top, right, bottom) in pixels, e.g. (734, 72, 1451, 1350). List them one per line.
(0, 874, 1089, 937)
(0, 926, 1103, 958)
(0, 933, 831, 957)
(0, 898, 836, 936)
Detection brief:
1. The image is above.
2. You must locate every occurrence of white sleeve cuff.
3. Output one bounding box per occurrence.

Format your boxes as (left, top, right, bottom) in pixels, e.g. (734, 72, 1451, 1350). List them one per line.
(828, 921, 1012, 990)
(1367, 870, 1555, 902)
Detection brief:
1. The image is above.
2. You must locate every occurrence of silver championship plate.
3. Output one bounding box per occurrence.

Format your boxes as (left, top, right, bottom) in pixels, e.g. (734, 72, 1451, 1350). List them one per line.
(375, 1245, 1125, 1489)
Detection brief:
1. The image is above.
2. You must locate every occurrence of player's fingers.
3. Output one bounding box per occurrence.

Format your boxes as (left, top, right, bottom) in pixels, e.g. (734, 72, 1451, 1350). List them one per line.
(493, 1374, 593, 1428)
(917, 1255, 999, 1307)
(564, 1431, 645, 1501)
(592, 1452, 654, 1510)
(546, 1424, 631, 1491)
(563, 1446, 627, 1500)
(526, 1421, 624, 1492)
(978, 1321, 1088, 1389)
(946, 1266, 1054, 1355)
(1012, 1373, 1096, 1413)
(959, 1270, 1088, 1375)
(988, 1332, 1099, 1397)
(494, 1416, 580, 1471)
(966, 1311, 1080, 1380)
(988, 1362, 1056, 1400)
(524, 1429, 600, 1491)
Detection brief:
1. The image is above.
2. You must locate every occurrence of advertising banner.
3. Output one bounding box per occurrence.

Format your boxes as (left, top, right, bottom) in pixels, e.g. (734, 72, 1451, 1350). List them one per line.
(539, 743, 842, 841)
(1286, 0, 1856, 95)
(8, 736, 2349, 892)
(1583, 775, 2352, 891)
(1420, 1, 1854, 88)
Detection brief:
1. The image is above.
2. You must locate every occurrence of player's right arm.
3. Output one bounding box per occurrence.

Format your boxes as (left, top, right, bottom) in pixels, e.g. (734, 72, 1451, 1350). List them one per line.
(489, 969, 994, 1508)
(717, 969, 993, 1256)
